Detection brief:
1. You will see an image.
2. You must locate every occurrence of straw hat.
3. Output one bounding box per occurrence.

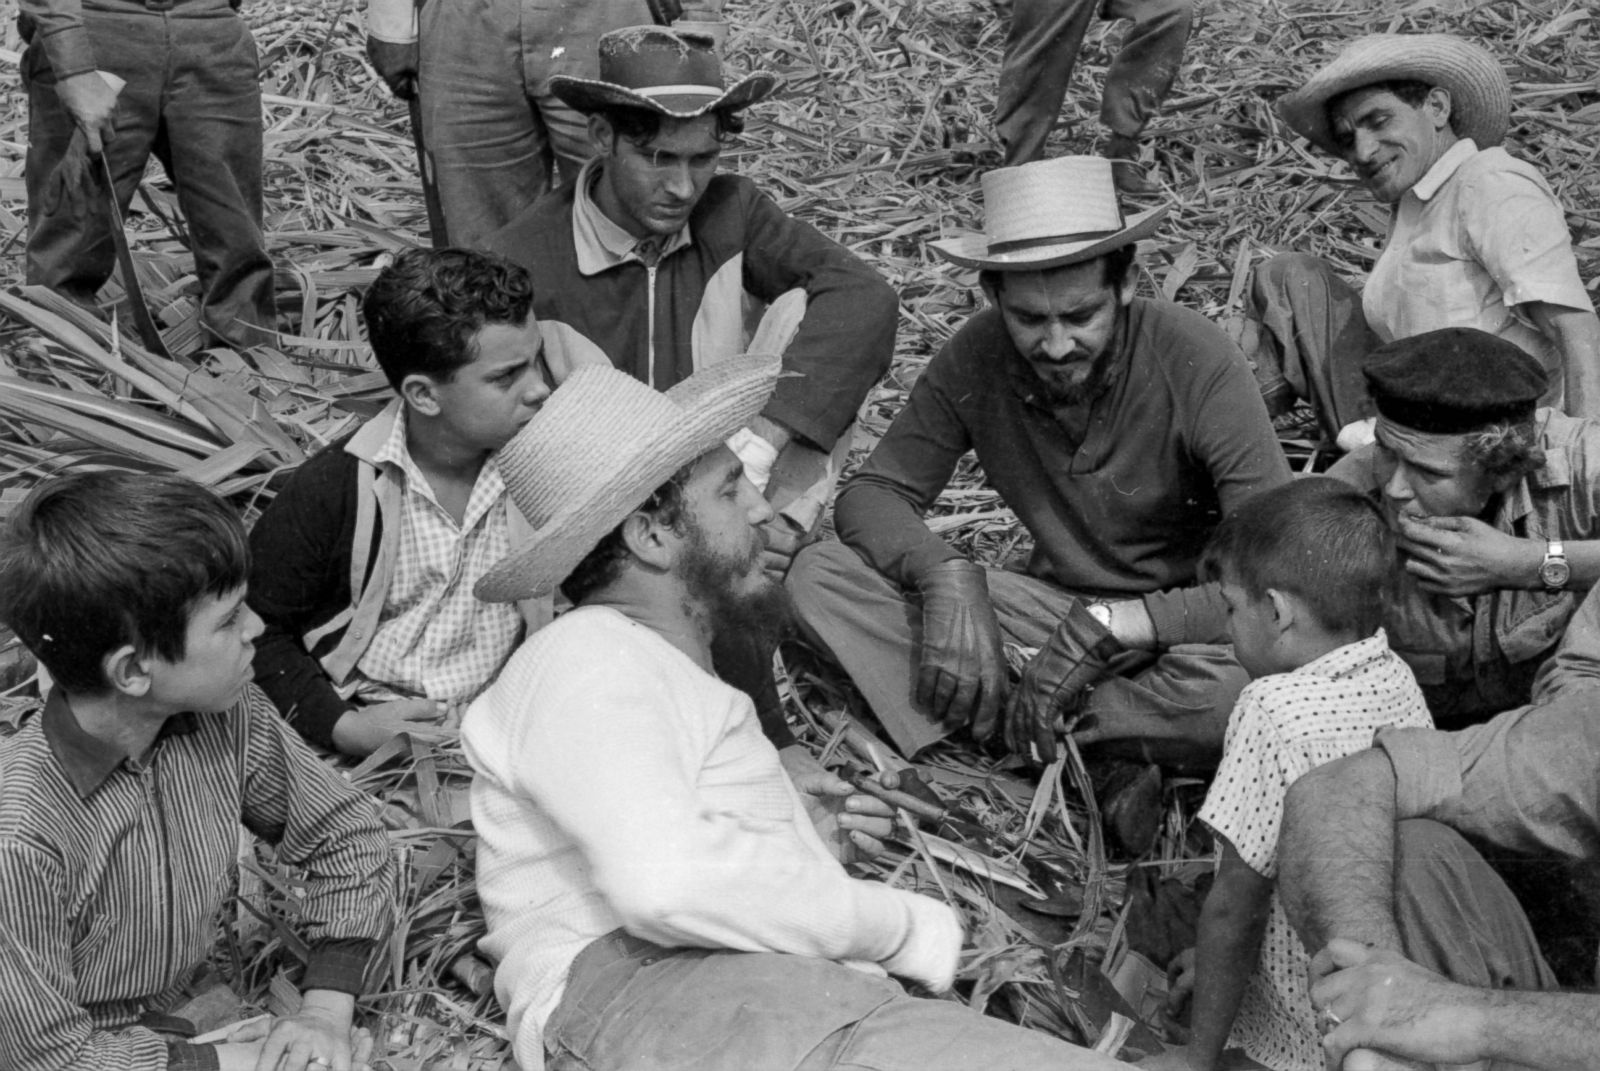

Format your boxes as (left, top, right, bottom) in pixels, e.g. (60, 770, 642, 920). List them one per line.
(475, 355, 780, 603)
(929, 157, 1168, 272)
(551, 25, 778, 120)
(1278, 34, 1511, 156)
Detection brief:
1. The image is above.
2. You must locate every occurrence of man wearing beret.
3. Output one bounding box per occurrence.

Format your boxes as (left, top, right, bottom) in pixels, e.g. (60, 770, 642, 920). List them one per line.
(1116, 327, 1600, 734)
(1246, 34, 1600, 449)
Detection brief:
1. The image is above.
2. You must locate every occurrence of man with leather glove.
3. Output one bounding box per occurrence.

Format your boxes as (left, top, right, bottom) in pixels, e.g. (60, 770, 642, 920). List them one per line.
(362, 0, 674, 247)
(789, 156, 1290, 774)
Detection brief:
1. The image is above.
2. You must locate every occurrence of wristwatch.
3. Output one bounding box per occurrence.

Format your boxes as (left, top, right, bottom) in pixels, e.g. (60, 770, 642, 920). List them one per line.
(1085, 600, 1114, 631)
(1539, 540, 1570, 591)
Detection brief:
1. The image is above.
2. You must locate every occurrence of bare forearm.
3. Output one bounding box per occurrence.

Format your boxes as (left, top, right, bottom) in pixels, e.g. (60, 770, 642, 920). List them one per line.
(1528, 302, 1600, 421)
(1278, 751, 1404, 952)
(1187, 898, 1268, 1070)
(1480, 989, 1600, 1069)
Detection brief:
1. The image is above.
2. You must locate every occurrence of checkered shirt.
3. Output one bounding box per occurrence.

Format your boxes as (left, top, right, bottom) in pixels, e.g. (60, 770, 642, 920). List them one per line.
(1198, 629, 1433, 1071)
(354, 413, 523, 716)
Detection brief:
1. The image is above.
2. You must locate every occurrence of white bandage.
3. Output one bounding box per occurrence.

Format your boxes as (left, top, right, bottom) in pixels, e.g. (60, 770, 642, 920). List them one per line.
(727, 426, 779, 493)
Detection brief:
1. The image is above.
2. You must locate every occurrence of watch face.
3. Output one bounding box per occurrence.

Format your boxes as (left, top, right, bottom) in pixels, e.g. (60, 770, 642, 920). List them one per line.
(1541, 558, 1571, 589)
(1088, 603, 1113, 629)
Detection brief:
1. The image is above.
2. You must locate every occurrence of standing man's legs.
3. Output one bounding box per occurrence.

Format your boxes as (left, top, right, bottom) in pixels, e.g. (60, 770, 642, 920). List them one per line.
(995, 0, 1100, 165)
(24, 12, 166, 311)
(1097, 0, 1191, 145)
(160, 13, 276, 349)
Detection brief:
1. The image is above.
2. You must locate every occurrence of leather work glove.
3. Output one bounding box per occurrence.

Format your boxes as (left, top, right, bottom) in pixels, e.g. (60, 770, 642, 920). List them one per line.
(366, 36, 420, 100)
(914, 559, 1006, 737)
(1004, 600, 1124, 763)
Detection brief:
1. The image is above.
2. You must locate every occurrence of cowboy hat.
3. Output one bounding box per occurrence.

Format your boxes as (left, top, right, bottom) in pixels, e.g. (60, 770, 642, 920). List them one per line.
(1277, 34, 1511, 156)
(475, 354, 780, 603)
(551, 25, 779, 120)
(929, 157, 1168, 272)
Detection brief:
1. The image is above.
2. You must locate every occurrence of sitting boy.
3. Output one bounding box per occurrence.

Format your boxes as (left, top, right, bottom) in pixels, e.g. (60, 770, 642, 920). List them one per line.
(1155, 478, 1432, 1071)
(0, 471, 393, 1071)
(248, 247, 553, 755)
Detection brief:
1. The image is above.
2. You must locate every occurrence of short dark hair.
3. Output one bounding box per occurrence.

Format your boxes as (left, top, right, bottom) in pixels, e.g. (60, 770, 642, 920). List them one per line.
(597, 105, 746, 147)
(0, 471, 250, 696)
(1462, 418, 1544, 484)
(980, 244, 1137, 300)
(1329, 79, 1460, 140)
(361, 247, 535, 390)
(560, 463, 695, 605)
(1200, 477, 1394, 637)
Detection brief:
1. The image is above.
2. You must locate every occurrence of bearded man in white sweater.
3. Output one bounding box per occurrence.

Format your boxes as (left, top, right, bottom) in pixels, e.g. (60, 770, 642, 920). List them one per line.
(461, 356, 1125, 1071)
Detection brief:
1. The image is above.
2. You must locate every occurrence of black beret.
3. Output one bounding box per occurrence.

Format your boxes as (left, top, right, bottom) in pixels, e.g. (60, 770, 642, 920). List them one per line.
(1363, 327, 1547, 434)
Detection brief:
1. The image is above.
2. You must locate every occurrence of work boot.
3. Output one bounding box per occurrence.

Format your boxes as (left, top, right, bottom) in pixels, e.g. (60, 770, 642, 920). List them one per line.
(1104, 134, 1161, 197)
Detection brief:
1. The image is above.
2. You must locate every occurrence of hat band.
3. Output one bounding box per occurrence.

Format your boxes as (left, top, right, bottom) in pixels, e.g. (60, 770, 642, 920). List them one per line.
(633, 83, 726, 99)
(988, 227, 1122, 255)
(1373, 398, 1536, 436)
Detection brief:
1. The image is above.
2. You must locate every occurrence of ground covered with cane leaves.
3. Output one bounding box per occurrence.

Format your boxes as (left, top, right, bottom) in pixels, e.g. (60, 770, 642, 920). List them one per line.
(0, 0, 1596, 1065)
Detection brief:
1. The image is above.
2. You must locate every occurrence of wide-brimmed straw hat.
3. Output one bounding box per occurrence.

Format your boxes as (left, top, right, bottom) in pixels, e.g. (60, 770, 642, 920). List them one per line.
(475, 355, 780, 604)
(1278, 34, 1511, 156)
(929, 157, 1167, 272)
(551, 25, 778, 119)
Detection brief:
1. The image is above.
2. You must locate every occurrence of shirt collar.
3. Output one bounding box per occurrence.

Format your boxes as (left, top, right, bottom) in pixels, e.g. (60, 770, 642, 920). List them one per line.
(377, 407, 509, 531)
(1490, 411, 1565, 530)
(1408, 138, 1478, 202)
(571, 158, 693, 276)
(1291, 628, 1390, 680)
(41, 689, 199, 800)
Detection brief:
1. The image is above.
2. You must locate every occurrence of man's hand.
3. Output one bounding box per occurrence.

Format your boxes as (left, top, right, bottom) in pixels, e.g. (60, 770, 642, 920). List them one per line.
(1396, 514, 1541, 596)
(1311, 939, 1487, 1070)
(1004, 602, 1121, 762)
(330, 698, 447, 756)
(1162, 947, 1196, 1043)
(54, 70, 121, 155)
(777, 746, 899, 862)
(365, 37, 419, 100)
(914, 559, 1006, 736)
(761, 516, 805, 578)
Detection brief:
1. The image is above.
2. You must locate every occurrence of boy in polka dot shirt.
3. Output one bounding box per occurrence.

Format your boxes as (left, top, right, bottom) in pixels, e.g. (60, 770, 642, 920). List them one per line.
(1156, 478, 1432, 1071)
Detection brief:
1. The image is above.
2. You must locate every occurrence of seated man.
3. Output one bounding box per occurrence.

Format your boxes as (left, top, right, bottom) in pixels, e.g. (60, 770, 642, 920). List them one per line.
(0, 471, 393, 1071)
(1274, 584, 1600, 1070)
(247, 248, 553, 756)
(483, 24, 896, 551)
(1249, 33, 1600, 445)
(788, 155, 1289, 774)
(1093, 328, 1600, 737)
(460, 355, 1125, 1071)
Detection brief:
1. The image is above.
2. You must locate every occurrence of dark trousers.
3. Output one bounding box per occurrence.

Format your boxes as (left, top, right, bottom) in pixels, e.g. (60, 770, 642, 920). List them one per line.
(24, 10, 276, 349)
(996, 0, 1192, 164)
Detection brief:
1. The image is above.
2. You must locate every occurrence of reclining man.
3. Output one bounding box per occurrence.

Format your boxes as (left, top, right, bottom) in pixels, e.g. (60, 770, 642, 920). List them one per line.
(1247, 33, 1600, 446)
(460, 354, 1125, 1071)
(248, 248, 554, 755)
(1274, 581, 1600, 1071)
(483, 24, 897, 742)
(1121, 329, 1600, 737)
(0, 471, 393, 1071)
(788, 156, 1289, 787)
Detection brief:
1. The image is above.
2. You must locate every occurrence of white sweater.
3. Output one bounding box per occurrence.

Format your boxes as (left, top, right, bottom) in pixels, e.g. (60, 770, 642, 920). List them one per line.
(462, 606, 960, 1070)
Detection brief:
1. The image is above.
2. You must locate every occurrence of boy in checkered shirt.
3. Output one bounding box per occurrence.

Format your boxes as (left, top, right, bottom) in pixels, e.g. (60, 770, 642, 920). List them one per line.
(1158, 477, 1432, 1071)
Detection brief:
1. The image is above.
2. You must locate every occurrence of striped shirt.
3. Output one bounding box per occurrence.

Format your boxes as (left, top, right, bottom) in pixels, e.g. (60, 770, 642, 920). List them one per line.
(0, 685, 394, 1071)
(353, 410, 523, 720)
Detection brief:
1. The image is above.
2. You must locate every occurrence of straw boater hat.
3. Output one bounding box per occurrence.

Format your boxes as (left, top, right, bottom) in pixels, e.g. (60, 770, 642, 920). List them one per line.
(550, 25, 778, 119)
(928, 157, 1168, 272)
(1278, 34, 1512, 157)
(475, 354, 780, 604)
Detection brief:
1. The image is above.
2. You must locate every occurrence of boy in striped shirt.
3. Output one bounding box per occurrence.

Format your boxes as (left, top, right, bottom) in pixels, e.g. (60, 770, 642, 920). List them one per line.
(0, 471, 393, 1071)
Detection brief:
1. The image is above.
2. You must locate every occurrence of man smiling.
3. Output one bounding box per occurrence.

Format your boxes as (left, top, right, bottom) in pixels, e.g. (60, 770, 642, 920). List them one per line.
(788, 157, 1288, 793)
(1244, 34, 1600, 446)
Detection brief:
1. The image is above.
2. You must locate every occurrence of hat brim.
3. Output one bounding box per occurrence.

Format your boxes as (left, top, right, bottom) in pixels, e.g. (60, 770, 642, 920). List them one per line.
(551, 71, 779, 119)
(474, 357, 779, 604)
(1277, 35, 1510, 156)
(929, 205, 1169, 271)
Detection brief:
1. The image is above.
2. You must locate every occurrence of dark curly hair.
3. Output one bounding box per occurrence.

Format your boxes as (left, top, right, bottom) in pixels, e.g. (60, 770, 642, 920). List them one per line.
(361, 247, 535, 390)
(560, 463, 695, 605)
(596, 104, 746, 148)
